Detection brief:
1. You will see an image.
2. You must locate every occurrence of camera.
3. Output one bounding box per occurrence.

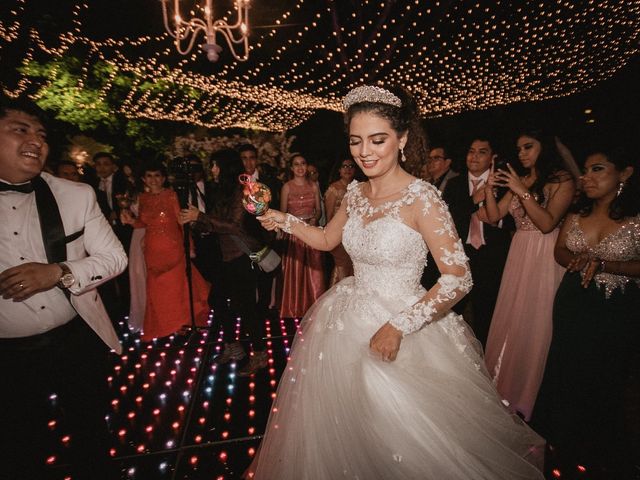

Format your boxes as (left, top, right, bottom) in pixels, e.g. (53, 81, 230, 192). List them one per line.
(169, 156, 196, 209)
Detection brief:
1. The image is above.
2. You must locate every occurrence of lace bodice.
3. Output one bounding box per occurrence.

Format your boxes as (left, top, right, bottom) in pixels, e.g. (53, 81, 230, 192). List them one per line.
(565, 215, 640, 298)
(343, 182, 428, 297)
(341, 179, 472, 335)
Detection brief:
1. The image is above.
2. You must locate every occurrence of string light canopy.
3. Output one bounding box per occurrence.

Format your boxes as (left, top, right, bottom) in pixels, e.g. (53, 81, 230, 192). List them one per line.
(1, 0, 638, 132)
(159, 0, 251, 62)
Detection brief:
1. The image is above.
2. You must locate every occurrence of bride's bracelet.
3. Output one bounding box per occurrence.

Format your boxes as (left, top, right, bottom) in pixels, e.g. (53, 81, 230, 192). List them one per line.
(389, 301, 437, 336)
(279, 213, 304, 234)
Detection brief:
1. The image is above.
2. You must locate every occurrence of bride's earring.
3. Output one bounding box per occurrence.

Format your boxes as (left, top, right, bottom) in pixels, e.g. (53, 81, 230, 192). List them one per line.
(400, 147, 407, 163)
(617, 181, 625, 197)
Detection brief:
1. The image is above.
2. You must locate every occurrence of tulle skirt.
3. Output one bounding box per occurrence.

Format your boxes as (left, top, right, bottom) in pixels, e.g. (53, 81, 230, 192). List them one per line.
(249, 277, 544, 479)
(485, 229, 565, 420)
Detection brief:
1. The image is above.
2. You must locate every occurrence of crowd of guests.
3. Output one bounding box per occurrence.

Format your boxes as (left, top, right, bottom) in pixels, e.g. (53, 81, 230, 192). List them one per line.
(416, 133, 639, 479)
(45, 124, 639, 478)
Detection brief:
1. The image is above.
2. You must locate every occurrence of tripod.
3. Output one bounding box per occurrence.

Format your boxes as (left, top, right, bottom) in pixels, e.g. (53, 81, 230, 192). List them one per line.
(173, 158, 215, 341)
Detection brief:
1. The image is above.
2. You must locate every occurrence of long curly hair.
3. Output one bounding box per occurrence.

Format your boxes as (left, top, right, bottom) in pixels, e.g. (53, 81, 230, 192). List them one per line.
(344, 86, 429, 173)
(573, 147, 640, 220)
(515, 128, 568, 200)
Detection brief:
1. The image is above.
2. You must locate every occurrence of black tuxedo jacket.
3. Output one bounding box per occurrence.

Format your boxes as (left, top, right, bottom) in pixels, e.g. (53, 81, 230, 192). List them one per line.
(442, 174, 513, 247)
(92, 171, 132, 249)
(93, 170, 130, 219)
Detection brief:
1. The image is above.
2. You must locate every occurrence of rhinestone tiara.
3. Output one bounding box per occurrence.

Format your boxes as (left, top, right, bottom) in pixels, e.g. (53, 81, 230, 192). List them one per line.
(343, 85, 402, 110)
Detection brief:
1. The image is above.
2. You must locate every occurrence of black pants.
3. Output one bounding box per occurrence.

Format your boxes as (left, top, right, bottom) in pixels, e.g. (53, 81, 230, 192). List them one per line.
(465, 241, 509, 348)
(219, 255, 265, 350)
(0, 316, 116, 480)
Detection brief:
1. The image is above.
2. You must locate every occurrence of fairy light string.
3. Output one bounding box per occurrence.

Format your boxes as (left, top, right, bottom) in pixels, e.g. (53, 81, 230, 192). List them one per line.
(0, 0, 638, 131)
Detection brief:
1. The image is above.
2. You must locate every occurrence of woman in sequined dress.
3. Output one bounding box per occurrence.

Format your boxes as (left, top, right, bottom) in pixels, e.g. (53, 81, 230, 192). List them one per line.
(531, 148, 640, 479)
(121, 160, 210, 340)
(324, 158, 357, 285)
(482, 129, 575, 421)
(279, 153, 325, 318)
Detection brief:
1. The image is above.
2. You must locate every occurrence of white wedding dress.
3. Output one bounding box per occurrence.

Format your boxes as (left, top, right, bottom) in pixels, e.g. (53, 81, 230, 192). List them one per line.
(250, 179, 544, 479)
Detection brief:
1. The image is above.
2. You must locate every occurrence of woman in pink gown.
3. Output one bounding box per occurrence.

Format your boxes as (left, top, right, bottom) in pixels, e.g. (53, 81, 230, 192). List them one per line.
(279, 154, 325, 318)
(122, 160, 210, 340)
(481, 129, 575, 420)
(324, 158, 357, 286)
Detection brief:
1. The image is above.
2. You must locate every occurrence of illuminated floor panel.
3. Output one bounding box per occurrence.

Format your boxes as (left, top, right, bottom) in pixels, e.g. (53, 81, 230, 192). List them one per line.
(44, 315, 299, 480)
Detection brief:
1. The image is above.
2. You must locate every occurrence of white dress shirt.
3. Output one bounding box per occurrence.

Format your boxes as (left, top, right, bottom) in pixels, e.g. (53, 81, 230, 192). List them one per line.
(191, 179, 206, 213)
(465, 171, 490, 246)
(1, 173, 127, 351)
(0, 188, 77, 337)
(99, 174, 113, 209)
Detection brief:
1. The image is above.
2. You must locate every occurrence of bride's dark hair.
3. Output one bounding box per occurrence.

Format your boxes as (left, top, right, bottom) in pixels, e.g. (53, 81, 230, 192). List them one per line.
(344, 86, 429, 170)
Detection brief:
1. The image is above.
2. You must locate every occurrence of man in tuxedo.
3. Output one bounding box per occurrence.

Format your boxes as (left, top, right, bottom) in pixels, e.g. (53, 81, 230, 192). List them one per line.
(427, 144, 459, 193)
(0, 98, 127, 479)
(238, 143, 279, 319)
(94, 152, 129, 228)
(185, 154, 218, 289)
(93, 151, 131, 316)
(442, 136, 512, 347)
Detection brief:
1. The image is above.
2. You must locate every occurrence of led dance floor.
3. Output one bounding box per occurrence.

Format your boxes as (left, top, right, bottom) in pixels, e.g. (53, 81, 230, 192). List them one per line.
(44, 313, 300, 480)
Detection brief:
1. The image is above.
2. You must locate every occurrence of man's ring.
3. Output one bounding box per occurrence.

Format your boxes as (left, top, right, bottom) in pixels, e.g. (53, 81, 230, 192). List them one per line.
(18, 282, 24, 289)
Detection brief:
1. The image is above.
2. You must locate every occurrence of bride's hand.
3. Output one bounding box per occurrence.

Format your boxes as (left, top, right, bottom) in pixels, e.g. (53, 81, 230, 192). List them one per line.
(369, 322, 402, 362)
(257, 209, 287, 231)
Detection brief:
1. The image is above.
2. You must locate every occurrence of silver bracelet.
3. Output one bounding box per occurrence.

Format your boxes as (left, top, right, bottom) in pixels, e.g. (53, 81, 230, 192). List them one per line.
(519, 191, 532, 201)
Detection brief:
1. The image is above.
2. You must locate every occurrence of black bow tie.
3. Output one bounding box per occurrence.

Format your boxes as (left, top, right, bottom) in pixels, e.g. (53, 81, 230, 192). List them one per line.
(0, 180, 34, 193)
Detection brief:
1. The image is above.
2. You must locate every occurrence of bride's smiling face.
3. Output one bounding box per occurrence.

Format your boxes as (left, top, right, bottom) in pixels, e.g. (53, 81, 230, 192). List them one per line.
(348, 111, 406, 179)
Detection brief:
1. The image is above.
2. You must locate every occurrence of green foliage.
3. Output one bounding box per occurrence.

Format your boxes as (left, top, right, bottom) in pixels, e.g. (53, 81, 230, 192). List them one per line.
(21, 57, 116, 130)
(125, 120, 171, 153)
(19, 55, 174, 154)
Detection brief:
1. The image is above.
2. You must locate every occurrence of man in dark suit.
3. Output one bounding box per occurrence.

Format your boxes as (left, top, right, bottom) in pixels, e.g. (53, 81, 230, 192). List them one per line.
(185, 154, 218, 290)
(442, 136, 512, 347)
(427, 144, 459, 193)
(238, 143, 279, 319)
(93, 151, 132, 317)
(421, 144, 459, 290)
(0, 98, 126, 479)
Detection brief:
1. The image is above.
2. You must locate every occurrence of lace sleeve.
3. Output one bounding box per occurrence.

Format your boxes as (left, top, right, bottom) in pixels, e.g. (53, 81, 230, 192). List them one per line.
(389, 183, 473, 335)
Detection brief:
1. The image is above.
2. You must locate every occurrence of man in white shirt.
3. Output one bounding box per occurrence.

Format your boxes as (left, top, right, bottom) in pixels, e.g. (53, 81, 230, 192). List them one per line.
(0, 98, 127, 479)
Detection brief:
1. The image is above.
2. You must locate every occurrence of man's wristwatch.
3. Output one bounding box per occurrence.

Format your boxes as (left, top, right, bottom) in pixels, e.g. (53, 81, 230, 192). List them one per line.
(56, 262, 75, 289)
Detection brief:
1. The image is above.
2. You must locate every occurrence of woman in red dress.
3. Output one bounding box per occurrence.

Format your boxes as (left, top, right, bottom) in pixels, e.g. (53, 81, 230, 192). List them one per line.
(122, 160, 210, 340)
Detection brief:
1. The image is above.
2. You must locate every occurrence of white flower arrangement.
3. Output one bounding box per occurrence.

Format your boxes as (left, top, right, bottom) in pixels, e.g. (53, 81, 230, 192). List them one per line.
(169, 131, 296, 170)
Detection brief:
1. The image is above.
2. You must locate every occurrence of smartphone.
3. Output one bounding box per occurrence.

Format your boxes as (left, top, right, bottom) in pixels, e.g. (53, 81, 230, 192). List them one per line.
(492, 157, 510, 196)
(493, 157, 509, 173)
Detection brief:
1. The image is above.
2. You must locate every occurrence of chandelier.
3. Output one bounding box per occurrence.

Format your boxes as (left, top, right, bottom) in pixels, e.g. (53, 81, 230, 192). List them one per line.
(160, 0, 251, 62)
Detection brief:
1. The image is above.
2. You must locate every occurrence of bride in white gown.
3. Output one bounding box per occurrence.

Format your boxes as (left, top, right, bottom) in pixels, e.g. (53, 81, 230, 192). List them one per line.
(250, 86, 544, 479)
